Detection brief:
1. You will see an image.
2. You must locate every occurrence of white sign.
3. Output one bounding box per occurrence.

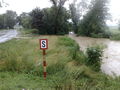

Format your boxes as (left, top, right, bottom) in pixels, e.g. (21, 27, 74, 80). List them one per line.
(40, 39, 48, 50)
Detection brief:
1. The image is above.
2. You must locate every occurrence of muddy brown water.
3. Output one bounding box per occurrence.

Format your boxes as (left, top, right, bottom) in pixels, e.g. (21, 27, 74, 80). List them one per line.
(69, 34, 120, 77)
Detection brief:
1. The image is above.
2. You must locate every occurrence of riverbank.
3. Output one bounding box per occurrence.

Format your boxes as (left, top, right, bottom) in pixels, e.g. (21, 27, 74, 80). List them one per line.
(1, 30, 120, 89)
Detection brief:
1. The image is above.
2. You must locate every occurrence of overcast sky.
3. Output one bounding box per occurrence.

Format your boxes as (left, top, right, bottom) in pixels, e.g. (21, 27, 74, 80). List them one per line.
(0, 0, 120, 26)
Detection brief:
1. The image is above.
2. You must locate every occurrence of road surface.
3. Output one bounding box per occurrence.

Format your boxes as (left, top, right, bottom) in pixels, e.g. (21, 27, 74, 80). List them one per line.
(0, 30, 18, 43)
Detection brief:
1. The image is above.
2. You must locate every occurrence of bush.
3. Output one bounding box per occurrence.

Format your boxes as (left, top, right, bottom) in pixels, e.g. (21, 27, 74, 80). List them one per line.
(86, 45, 103, 71)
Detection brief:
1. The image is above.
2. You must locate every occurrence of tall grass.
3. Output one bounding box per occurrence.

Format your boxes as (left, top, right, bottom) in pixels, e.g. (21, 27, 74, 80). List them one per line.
(0, 36, 120, 89)
(0, 39, 37, 73)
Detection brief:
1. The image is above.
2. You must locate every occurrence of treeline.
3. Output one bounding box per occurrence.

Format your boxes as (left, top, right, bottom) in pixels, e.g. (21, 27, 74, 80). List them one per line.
(18, 0, 71, 35)
(21, 0, 110, 37)
(0, 10, 17, 29)
(0, 0, 111, 37)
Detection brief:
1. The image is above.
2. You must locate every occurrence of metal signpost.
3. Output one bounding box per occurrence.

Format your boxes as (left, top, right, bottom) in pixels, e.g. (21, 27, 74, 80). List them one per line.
(39, 39, 48, 79)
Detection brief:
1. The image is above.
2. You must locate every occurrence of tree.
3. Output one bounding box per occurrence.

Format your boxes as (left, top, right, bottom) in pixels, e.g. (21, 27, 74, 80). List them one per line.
(30, 8, 45, 34)
(0, 10, 17, 29)
(5, 10, 17, 29)
(29, 0, 70, 35)
(49, 0, 69, 34)
(18, 12, 31, 28)
(69, 0, 88, 33)
(79, 0, 110, 38)
(69, 4, 79, 33)
(0, 15, 4, 29)
(30, 7, 70, 35)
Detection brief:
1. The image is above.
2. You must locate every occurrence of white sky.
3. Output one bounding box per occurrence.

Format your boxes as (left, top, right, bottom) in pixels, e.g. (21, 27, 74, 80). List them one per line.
(0, 0, 120, 26)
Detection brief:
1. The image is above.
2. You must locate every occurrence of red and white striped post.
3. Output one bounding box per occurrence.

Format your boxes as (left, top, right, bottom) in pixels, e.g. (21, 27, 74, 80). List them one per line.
(43, 50, 46, 79)
(39, 39, 48, 79)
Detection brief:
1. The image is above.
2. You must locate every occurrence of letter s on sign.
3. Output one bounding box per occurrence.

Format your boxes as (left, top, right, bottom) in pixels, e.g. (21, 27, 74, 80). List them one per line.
(40, 39, 48, 50)
(42, 40, 46, 48)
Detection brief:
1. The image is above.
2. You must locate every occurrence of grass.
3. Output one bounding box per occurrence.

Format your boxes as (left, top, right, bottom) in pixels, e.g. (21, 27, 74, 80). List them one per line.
(0, 32, 120, 89)
(0, 35, 83, 89)
(109, 29, 120, 40)
(20, 28, 39, 37)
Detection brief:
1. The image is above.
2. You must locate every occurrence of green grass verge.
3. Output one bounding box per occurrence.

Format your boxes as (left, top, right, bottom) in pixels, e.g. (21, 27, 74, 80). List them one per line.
(0, 35, 120, 89)
(109, 29, 120, 40)
(20, 28, 38, 36)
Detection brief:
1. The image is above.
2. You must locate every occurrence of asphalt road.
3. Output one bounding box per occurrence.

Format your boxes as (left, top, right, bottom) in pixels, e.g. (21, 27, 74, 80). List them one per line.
(0, 30, 18, 43)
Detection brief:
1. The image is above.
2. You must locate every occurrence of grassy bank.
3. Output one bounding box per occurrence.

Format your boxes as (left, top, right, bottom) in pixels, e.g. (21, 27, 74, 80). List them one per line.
(0, 35, 120, 89)
(109, 29, 120, 40)
(19, 28, 39, 37)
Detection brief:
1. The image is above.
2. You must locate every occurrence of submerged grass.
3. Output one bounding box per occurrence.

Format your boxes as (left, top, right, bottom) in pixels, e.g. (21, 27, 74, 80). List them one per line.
(0, 35, 120, 89)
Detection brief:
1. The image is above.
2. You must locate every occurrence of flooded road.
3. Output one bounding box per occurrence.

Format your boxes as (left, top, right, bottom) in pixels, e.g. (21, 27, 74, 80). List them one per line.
(0, 30, 18, 43)
(69, 34, 120, 77)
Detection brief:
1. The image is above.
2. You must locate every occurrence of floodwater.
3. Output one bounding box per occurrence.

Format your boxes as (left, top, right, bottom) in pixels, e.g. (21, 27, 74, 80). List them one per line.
(69, 34, 120, 77)
(0, 30, 18, 43)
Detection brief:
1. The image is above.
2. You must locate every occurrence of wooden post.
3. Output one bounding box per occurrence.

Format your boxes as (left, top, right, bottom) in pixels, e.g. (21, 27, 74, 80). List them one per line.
(39, 39, 48, 79)
(43, 50, 46, 79)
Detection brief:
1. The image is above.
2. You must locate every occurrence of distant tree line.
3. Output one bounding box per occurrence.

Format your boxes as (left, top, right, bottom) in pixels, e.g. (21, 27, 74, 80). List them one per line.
(0, 0, 112, 37)
(28, 0, 111, 37)
(0, 10, 17, 29)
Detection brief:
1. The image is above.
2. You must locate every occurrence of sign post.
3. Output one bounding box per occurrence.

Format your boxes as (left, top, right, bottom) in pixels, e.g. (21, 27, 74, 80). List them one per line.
(39, 39, 48, 79)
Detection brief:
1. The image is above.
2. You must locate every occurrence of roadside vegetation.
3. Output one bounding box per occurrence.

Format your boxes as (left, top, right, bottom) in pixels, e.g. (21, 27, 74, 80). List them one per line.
(0, 34, 120, 89)
(1, 0, 120, 89)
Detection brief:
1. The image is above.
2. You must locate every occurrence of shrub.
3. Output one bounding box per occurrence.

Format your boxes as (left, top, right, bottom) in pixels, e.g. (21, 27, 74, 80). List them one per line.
(86, 45, 103, 71)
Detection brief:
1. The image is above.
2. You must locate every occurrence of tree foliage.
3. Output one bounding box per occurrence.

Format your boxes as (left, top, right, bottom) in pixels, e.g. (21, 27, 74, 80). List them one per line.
(5, 10, 17, 29)
(30, 8, 45, 34)
(49, 0, 69, 34)
(0, 10, 17, 29)
(30, 1, 70, 35)
(0, 15, 4, 29)
(17, 13, 31, 29)
(69, 0, 88, 33)
(78, 0, 110, 38)
(69, 4, 79, 33)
